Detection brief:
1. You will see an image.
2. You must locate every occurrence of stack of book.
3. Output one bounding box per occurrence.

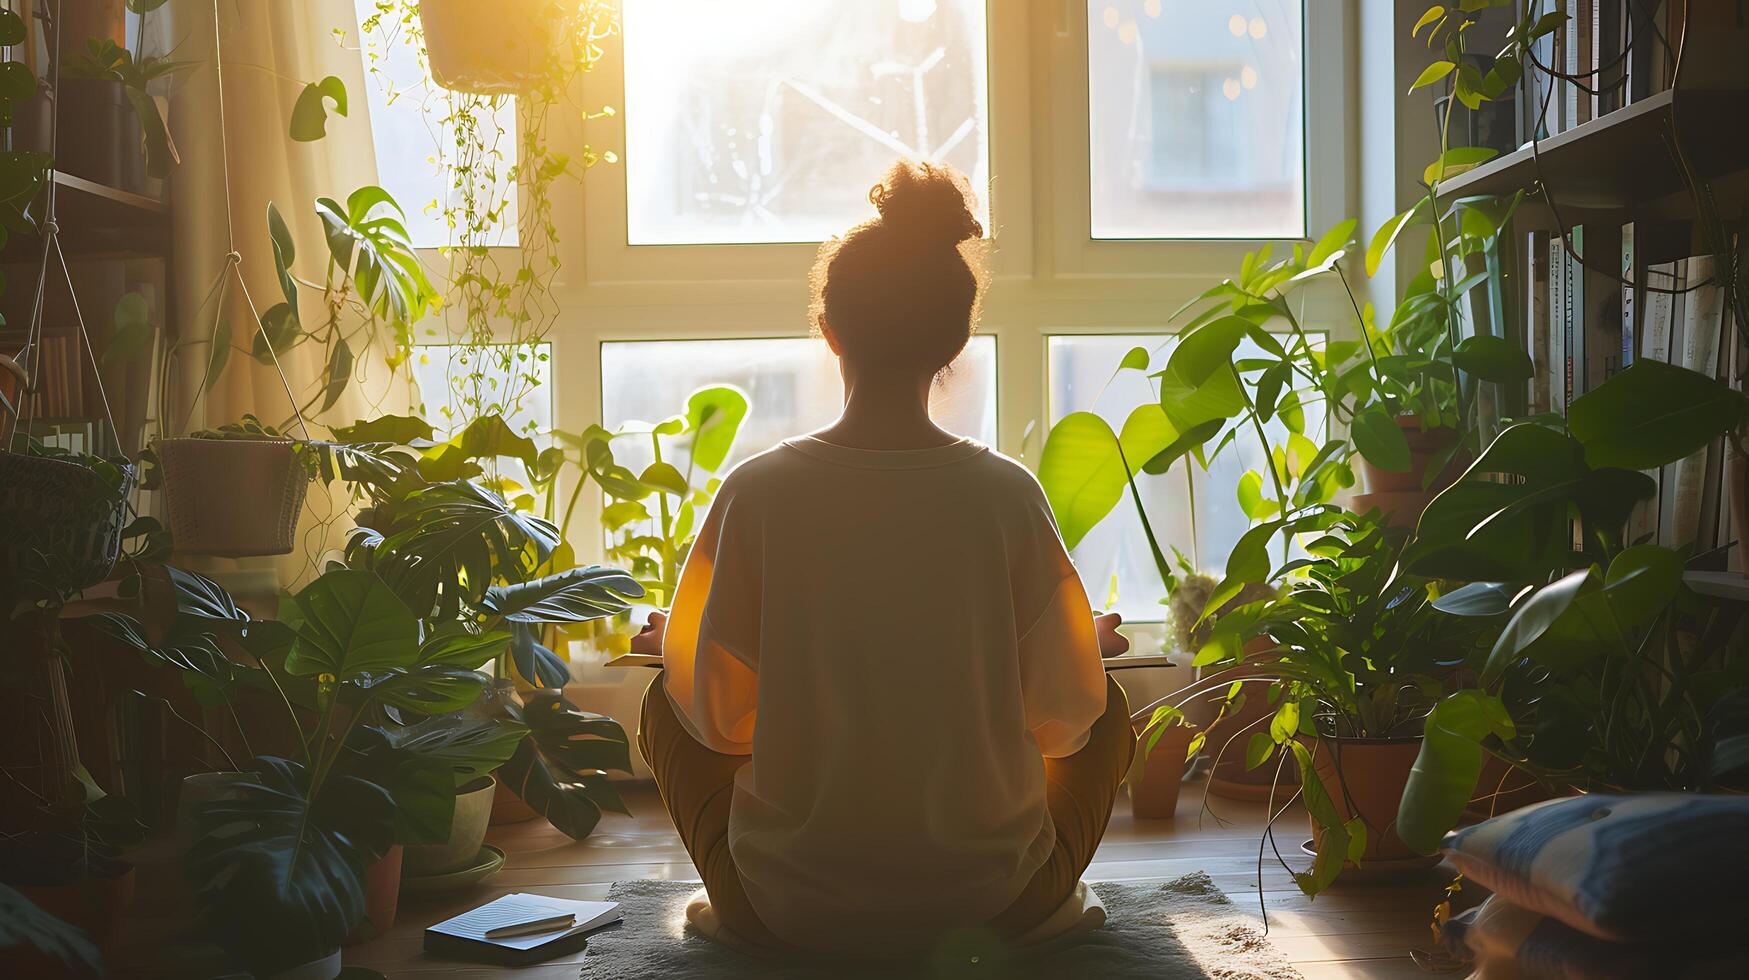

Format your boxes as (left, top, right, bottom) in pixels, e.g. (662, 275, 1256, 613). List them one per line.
(1520, 0, 1683, 142)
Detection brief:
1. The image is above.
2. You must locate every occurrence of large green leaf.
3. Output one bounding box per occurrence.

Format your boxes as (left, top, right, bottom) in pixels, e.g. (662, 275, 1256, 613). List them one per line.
(508, 625, 571, 688)
(186, 757, 394, 975)
(165, 565, 251, 623)
(417, 626, 511, 670)
(315, 186, 436, 327)
(1037, 407, 1177, 550)
(354, 666, 488, 715)
(1398, 691, 1516, 854)
(1366, 200, 1426, 277)
(103, 292, 156, 365)
(1567, 359, 1745, 470)
(482, 566, 644, 624)
(0, 882, 103, 977)
(332, 414, 434, 445)
(366, 481, 562, 619)
(337, 726, 454, 845)
(1452, 334, 1533, 383)
(684, 385, 749, 473)
(418, 414, 540, 481)
(290, 75, 347, 142)
(496, 691, 632, 841)
(281, 569, 420, 680)
(1352, 405, 1411, 473)
(1482, 568, 1592, 684)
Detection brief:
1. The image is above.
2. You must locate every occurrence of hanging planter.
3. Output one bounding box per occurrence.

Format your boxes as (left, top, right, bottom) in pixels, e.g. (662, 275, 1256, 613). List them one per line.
(157, 436, 307, 557)
(417, 0, 606, 95)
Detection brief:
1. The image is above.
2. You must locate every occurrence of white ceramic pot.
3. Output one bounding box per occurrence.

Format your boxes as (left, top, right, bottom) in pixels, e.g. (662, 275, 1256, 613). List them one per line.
(266, 949, 341, 980)
(404, 777, 496, 875)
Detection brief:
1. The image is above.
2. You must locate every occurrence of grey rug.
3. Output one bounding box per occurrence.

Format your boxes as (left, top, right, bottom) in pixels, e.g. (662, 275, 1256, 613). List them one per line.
(579, 873, 1301, 979)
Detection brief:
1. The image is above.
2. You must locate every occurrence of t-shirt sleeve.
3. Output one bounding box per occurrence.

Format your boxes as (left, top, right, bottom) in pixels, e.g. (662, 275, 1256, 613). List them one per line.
(661, 485, 761, 756)
(1012, 479, 1109, 759)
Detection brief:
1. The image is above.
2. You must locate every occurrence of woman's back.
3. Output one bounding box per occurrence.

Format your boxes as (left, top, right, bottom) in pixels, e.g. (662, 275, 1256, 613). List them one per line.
(661, 435, 1107, 953)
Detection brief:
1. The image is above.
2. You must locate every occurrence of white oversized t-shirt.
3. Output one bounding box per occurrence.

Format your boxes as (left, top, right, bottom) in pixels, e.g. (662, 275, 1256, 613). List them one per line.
(660, 435, 1108, 954)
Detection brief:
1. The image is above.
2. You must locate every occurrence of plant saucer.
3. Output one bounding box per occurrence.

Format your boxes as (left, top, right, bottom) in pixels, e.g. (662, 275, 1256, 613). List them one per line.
(399, 844, 506, 896)
(1298, 840, 1443, 879)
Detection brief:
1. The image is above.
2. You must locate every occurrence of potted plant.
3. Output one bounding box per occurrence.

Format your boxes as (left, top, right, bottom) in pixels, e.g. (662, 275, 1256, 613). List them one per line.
(147, 185, 437, 558)
(415, 0, 616, 95)
(1396, 360, 1749, 852)
(1197, 509, 1494, 893)
(62, 33, 191, 187)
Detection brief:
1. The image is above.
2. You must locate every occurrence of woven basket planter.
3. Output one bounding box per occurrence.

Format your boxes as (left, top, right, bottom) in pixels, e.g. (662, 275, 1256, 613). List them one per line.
(158, 438, 307, 558)
(0, 452, 135, 593)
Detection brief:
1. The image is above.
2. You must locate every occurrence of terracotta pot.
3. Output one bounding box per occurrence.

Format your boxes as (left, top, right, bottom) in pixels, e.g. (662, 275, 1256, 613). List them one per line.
(1353, 416, 1460, 493)
(158, 438, 308, 557)
(1305, 736, 1430, 864)
(346, 845, 403, 944)
(1128, 721, 1196, 819)
(1732, 453, 1748, 577)
(14, 864, 135, 950)
(405, 777, 496, 875)
(1202, 648, 1299, 801)
(1466, 756, 1556, 820)
(490, 775, 540, 825)
(419, 0, 596, 95)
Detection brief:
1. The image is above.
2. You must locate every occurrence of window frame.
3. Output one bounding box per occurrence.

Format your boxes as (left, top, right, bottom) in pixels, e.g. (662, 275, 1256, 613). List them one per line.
(384, 0, 1359, 572)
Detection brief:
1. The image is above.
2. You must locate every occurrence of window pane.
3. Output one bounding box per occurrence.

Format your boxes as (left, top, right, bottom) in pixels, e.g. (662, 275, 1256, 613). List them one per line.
(1087, 1, 1304, 240)
(601, 336, 996, 473)
(621, 0, 991, 245)
(1047, 335, 1323, 622)
(412, 343, 553, 493)
(355, 0, 518, 248)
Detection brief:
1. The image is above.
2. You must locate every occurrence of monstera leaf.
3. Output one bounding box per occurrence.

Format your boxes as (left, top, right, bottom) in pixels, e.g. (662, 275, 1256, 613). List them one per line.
(281, 569, 420, 681)
(0, 883, 103, 978)
(496, 690, 632, 841)
(340, 716, 523, 845)
(315, 186, 437, 327)
(481, 566, 643, 624)
(369, 481, 562, 620)
(186, 757, 394, 975)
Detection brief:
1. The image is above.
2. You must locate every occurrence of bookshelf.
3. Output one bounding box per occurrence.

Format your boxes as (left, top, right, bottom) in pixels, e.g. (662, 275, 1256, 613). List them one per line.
(0, 171, 170, 263)
(1442, 88, 1749, 217)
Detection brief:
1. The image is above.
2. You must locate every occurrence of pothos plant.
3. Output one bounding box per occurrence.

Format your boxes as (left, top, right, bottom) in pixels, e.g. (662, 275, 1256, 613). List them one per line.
(564, 385, 750, 608)
(63, 0, 194, 181)
(357, 0, 620, 438)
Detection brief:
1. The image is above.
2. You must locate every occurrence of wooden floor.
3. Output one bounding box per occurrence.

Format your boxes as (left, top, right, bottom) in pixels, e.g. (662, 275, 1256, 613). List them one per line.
(340, 778, 1457, 979)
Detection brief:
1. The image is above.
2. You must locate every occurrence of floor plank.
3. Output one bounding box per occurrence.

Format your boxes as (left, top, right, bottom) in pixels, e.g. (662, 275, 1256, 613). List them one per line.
(334, 778, 1458, 978)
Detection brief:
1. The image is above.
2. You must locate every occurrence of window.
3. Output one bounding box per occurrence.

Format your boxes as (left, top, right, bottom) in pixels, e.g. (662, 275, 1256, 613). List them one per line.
(601, 337, 996, 472)
(354, 0, 518, 248)
(1087, 1, 1305, 239)
(620, 0, 990, 245)
(412, 343, 553, 500)
(1047, 334, 1324, 621)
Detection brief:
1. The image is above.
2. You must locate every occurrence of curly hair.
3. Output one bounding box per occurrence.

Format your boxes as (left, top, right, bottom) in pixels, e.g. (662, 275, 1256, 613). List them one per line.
(808, 160, 989, 374)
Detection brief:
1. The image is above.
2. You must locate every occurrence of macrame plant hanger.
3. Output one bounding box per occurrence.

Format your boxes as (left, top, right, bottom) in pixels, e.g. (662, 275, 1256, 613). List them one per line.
(166, 0, 310, 443)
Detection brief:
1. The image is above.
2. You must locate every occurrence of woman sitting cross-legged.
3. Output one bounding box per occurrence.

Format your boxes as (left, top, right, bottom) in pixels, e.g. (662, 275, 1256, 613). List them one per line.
(635, 159, 1136, 961)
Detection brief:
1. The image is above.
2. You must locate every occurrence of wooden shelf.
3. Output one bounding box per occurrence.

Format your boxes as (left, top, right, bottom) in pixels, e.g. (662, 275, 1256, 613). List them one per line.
(2, 171, 169, 262)
(1440, 88, 1749, 212)
(1685, 570, 1749, 602)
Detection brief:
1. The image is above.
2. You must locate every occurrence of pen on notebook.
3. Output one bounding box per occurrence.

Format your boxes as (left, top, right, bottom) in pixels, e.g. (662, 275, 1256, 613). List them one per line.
(483, 912, 576, 939)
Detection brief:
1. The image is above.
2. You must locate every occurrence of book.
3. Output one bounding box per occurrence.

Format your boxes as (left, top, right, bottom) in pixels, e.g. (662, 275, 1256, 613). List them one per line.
(1641, 259, 1679, 363)
(1528, 230, 1553, 414)
(1620, 222, 1639, 368)
(1569, 0, 1592, 127)
(1549, 234, 1570, 414)
(425, 892, 622, 966)
(1664, 254, 1726, 551)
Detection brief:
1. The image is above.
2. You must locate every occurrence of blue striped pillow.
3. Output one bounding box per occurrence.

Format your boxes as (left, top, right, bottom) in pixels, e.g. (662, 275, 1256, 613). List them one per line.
(1441, 793, 1749, 942)
(1442, 896, 1749, 979)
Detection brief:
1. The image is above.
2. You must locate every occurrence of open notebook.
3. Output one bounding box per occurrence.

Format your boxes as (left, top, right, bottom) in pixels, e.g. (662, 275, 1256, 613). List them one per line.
(425, 892, 622, 965)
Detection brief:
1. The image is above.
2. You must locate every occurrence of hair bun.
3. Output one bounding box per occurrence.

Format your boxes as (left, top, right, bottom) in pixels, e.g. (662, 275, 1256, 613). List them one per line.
(868, 160, 982, 248)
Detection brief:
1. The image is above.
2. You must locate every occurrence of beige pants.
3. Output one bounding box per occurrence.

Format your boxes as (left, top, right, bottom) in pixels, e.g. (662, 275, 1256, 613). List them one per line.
(638, 671, 1136, 951)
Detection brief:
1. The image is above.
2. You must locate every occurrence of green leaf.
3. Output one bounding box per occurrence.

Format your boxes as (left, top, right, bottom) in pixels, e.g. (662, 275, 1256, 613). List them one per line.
(252, 302, 301, 363)
(166, 566, 251, 623)
(1412, 5, 1445, 38)
(332, 414, 434, 445)
(1237, 469, 1278, 520)
(1305, 219, 1357, 271)
(1409, 59, 1456, 92)
(639, 461, 690, 497)
(1601, 544, 1682, 629)
(365, 481, 562, 619)
(1431, 580, 1518, 617)
(683, 385, 748, 473)
(290, 76, 348, 142)
(1452, 334, 1533, 383)
(104, 292, 155, 365)
(123, 84, 178, 179)
(0, 881, 103, 977)
(1423, 146, 1498, 185)
(318, 338, 353, 413)
(482, 566, 644, 624)
(201, 317, 232, 395)
(1244, 731, 1276, 770)
(1482, 568, 1592, 684)
(1119, 346, 1150, 372)
(496, 690, 632, 841)
(357, 666, 487, 715)
(1398, 691, 1516, 853)
(1365, 201, 1425, 277)
(186, 757, 394, 975)
(1352, 405, 1411, 473)
(282, 568, 420, 680)
(1568, 359, 1746, 470)
(419, 414, 539, 479)
(417, 626, 511, 670)
(1038, 412, 1124, 551)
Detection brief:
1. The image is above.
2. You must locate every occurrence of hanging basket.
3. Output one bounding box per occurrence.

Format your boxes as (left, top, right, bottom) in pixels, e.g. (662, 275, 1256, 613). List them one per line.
(0, 451, 136, 594)
(157, 438, 308, 558)
(417, 0, 598, 95)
